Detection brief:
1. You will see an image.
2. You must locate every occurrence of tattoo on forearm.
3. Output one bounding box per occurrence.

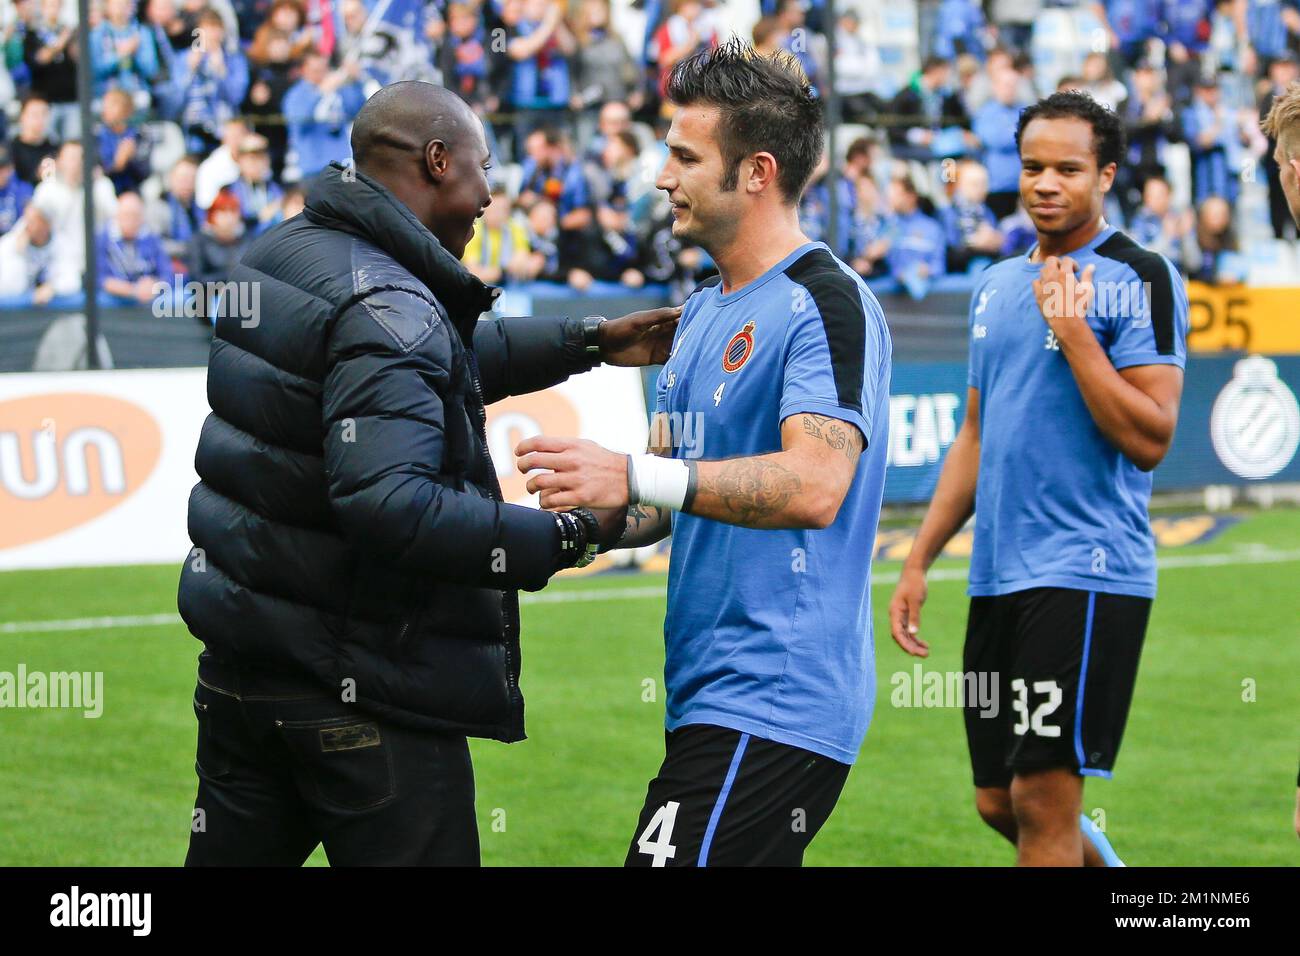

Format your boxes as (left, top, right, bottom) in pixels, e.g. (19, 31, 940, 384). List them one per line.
(628, 504, 658, 531)
(624, 503, 667, 544)
(699, 459, 802, 523)
(801, 413, 863, 461)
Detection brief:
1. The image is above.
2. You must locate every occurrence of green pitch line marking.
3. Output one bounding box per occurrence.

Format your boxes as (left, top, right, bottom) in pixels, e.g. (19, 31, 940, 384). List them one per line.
(523, 585, 667, 604)
(2, 548, 1299, 637)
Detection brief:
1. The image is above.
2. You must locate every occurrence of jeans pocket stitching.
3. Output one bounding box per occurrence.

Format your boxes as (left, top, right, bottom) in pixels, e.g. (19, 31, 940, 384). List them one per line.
(192, 692, 233, 780)
(308, 744, 395, 812)
(278, 714, 369, 730)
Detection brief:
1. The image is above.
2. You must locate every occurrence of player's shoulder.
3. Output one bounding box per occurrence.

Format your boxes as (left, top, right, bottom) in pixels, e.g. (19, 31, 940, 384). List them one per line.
(980, 251, 1028, 284)
(678, 273, 721, 327)
(685, 273, 722, 302)
(965, 253, 1025, 311)
(1090, 229, 1185, 355)
(781, 245, 885, 327)
(1089, 229, 1181, 289)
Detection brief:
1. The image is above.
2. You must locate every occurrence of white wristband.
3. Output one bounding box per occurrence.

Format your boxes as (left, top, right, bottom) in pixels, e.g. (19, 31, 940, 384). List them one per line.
(628, 454, 693, 512)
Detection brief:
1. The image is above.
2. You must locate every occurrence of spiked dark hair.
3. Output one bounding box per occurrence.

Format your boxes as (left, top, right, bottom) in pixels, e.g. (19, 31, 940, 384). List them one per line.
(664, 37, 823, 205)
(1015, 90, 1126, 171)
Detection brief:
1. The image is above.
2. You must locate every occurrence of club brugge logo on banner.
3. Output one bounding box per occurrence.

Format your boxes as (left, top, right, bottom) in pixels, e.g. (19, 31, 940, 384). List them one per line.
(1210, 355, 1300, 479)
(722, 321, 756, 373)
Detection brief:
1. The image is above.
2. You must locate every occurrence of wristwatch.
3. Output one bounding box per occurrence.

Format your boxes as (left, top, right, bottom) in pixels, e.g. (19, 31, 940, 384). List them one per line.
(582, 315, 607, 360)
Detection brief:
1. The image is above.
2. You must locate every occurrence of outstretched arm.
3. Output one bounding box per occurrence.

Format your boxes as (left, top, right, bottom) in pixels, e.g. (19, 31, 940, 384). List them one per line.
(680, 413, 861, 528)
(472, 306, 680, 404)
(321, 292, 564, 592)
(515, 410, 863, 532)
(471, 315, 596, 404)
(589, 411, 678, 549)
(607, 501, 673, 549)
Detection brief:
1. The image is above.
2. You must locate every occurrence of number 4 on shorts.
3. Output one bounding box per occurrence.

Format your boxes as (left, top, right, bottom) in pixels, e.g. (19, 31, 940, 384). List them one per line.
(636, 801, 681, 867)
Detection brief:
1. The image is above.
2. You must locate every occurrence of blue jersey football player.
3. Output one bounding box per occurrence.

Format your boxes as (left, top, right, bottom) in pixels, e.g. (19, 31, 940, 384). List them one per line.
(516, 40, 892, 866)
(890, 91, 1190, 866)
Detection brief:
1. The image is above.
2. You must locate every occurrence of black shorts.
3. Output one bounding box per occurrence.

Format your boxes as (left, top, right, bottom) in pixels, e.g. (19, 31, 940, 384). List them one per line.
(963, 587, 1152, 789)
(624, 724, 851, 867)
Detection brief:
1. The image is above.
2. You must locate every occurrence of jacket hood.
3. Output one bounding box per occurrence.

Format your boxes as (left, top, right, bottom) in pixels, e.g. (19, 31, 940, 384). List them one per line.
(304, 162, 499, 332)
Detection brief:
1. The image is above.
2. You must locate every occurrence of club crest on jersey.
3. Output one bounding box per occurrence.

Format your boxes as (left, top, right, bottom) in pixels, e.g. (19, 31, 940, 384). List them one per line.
(722, 321, 756, 373)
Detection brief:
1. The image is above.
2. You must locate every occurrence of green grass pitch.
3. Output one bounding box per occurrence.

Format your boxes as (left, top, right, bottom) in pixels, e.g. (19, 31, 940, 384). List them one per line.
(0, 509, 1296, 866)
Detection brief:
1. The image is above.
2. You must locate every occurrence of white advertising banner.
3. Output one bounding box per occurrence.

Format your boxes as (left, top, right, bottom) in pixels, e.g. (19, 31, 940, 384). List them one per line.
(487, 364, 650, 506)
(0, 364, 649, 571)
(0, 368, 209, 571)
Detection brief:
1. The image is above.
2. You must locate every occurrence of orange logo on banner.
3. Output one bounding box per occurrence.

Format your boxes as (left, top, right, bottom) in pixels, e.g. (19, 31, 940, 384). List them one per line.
(0, 393, 163, 549)
(487, 391, 582, 503)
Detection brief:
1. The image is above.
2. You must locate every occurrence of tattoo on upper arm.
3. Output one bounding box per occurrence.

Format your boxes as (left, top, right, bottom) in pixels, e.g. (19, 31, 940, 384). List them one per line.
(800, 413, 863, 461)
(698, 459, 802, 523)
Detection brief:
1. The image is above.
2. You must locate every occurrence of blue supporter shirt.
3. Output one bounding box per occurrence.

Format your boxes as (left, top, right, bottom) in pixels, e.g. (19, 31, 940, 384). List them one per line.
(933, 0, 987, 59)
(798, 175, 856, 260)
(1104, 0, 1161, 48)
(283, 80, 366, 178)
(96, 227, 171, 286)
(510, 18, 571, 108)
(0, 176, 33, 234)
(940, 199, 998, 251)
(97, 126, 149, 194)
(655, 240, 892, 764)
(974, 100, 1025, 194)
(1159, 0, 1212, 51)
(1246, 0, 1298, 59)
(518, 157, 590, 218)
(965, 225, 1188, 599)
(1183, 99, 1242, 204)
(885, 208, 947, 286)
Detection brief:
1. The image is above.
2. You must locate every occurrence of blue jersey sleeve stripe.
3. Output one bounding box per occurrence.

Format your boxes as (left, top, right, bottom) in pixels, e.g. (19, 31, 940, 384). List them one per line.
(782, 249, 868, 414)
(1094, 231, 1177, 356)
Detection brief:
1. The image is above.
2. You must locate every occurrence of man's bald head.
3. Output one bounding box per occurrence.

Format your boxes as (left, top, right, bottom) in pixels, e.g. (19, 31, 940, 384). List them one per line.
(351, 82, 481, 174)
(346, 82, 494, 260)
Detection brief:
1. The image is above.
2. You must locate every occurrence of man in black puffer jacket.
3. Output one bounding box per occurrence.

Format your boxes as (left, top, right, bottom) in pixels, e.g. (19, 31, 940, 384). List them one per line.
(179, 82, 678, 866)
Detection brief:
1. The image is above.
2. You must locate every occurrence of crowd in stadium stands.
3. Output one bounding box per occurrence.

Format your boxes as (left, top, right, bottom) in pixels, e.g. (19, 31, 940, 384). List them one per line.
(0, 0, 1298, 310)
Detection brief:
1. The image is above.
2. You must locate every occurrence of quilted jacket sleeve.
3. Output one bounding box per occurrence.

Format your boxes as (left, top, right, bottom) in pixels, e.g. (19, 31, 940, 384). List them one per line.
(471, 314, 598, 405)
(322, 287, 560, 592)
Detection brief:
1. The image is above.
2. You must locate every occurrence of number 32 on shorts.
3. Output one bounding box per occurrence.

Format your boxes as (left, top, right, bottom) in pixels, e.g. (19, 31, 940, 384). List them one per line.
(1010, 678, 1062, 737)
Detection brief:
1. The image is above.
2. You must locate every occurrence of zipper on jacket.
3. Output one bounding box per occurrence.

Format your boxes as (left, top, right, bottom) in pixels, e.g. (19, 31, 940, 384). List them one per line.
(464, 347, 524, 734)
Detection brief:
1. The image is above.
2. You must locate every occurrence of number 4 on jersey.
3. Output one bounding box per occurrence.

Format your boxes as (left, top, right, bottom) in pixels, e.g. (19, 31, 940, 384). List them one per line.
(636, 801, 680, 866)
(713, 382, 725, 407)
